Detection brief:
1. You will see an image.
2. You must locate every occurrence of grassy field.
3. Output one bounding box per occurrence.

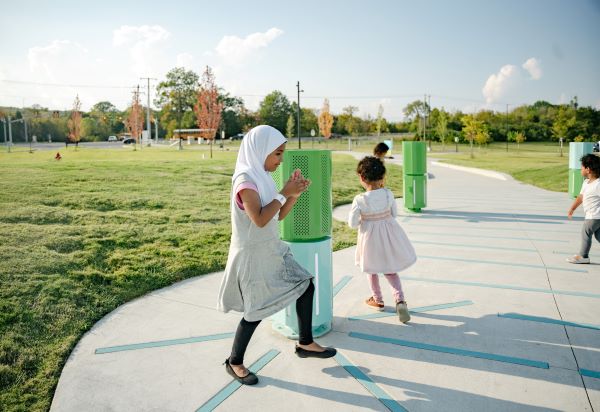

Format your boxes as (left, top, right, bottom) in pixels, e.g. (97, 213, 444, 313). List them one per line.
(0, 146, 402, 411)
(431, 142, 570, 192)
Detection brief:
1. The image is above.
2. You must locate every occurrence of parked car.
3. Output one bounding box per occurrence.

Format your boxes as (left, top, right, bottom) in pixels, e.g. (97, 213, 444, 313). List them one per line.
(230, 133, 245, 141)
(122, 137, 136, 144)
(108, 136, 118, 142)
(594, 141, 600, 153)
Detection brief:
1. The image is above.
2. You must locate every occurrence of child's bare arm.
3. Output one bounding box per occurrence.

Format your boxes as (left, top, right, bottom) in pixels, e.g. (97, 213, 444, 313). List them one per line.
(568, 194, 583, 219)
(240, 189, 282, 227)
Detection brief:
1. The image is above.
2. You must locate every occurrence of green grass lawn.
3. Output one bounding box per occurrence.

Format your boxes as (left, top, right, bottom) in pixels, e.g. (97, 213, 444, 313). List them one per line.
(0, 146, 402, 411)
(431, 142, 570, 192)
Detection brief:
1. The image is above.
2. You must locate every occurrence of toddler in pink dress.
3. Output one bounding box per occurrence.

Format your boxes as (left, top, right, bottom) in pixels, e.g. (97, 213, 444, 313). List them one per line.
(348, 156, 417, 322)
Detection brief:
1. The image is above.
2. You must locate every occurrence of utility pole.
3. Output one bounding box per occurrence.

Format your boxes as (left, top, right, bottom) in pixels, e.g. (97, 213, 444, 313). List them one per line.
(427, 94, 431, 151)
(297, 81, 303, 149)
(141, 77, 157, 146)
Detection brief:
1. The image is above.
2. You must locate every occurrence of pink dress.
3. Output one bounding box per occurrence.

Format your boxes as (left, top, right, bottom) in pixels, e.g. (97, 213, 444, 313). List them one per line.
(348, 188, 416, 274)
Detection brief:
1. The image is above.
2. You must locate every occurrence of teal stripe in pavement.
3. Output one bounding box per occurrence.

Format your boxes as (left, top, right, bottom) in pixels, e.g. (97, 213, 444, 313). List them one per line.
(334, 351, 408, 412)
(196, 350, 280, 412)
(409, 231, 569, 243)
(498, 313, 600, 331)
(402, 276, 600, 299)
(333, 275, 352, 297)
(580, 369, 600, 379)
(414, 240, 536, 253)
(418, 255, 587, 273)
(349, 300, 473, 321)
(95, 332, 234, 354)
(349, 332, 549, 369)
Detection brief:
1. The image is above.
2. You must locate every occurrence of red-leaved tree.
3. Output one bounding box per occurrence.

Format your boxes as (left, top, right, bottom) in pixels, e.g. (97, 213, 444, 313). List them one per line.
(194, 66, 223, 140)
(67, 95, 82, 143)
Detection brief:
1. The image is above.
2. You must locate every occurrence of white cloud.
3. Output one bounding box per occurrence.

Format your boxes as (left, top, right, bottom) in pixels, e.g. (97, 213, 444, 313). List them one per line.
(176, 53, 195, 70)
(28, 40, 88, 79)
(482, 64, 518, 104)
(215, 27, 283, 65)
(522, 57, 542, 80)
(113, 25, 171, 76)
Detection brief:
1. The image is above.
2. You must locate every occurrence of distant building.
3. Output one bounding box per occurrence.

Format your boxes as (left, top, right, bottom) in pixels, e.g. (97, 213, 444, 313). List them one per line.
(173, 128, 216, 141)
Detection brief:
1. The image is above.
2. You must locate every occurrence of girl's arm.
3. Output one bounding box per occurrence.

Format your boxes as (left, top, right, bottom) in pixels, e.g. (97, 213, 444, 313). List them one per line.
(278, 195, 298, 220)
(348, 198, 361, 229)
(240, 173, 308, 227)
(239, 189, 282, 227)
(390, 190, 398, 218)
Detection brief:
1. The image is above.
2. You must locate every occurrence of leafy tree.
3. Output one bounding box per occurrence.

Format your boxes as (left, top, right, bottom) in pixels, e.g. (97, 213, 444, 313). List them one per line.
(318, 98, 334, 138)
(434, 108, 449, 149)
(286, 114, 295, 138)
(194, 66, 223, 140)
(507, 130, 526, 148)
(461, 115, 487, 158)
(67, 95, 82, 143)
(552, 105, 576, 142)
(258, 90, 291, 134)
(403, 100, 430, 138)
(156, 68, 200, 135)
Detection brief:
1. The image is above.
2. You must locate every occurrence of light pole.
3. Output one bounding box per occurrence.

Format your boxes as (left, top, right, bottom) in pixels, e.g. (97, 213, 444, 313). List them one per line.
(297, 81, 303, 149)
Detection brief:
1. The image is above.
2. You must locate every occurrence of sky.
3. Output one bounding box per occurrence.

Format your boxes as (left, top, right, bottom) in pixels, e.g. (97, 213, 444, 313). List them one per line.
(1, 0, 599, 121)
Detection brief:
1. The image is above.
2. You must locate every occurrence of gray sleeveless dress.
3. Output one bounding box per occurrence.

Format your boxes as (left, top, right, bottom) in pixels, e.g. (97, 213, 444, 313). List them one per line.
(217, 173, 313, 322)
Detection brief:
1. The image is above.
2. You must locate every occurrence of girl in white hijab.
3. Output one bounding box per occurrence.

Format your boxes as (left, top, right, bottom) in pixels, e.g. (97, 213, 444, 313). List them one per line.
(218, 125, 336, 385)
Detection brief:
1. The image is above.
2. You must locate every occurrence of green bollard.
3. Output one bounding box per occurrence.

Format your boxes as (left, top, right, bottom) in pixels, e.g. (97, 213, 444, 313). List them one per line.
(271, 149, 333, 338)
(402, 141, 427, 212)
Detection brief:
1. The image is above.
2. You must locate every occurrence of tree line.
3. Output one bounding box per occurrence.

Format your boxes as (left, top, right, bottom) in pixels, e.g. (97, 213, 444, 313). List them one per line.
(1, 67, 598, 143)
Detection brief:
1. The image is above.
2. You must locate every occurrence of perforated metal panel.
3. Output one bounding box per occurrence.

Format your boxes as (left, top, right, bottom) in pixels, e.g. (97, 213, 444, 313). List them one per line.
(273, 149, 332, 241)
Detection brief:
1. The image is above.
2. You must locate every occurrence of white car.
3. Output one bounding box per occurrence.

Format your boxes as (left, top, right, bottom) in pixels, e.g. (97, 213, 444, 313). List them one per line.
(108, 136, 118, 142)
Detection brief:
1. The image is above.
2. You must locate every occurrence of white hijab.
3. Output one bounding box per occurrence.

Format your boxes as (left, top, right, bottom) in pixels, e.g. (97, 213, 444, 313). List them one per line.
(232, 125, 287, 207)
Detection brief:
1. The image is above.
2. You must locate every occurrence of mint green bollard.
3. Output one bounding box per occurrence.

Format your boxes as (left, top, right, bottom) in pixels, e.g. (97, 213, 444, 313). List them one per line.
(271, 149, 333, 338)
(568, 142, 595, 198)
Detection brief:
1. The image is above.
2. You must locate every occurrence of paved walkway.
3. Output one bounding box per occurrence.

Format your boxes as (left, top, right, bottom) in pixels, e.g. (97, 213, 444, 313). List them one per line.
(51, 154, 599, 411)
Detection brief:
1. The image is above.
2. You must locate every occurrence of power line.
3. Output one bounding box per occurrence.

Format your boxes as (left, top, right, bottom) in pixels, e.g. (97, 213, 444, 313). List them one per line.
(0, 79, 137, 89)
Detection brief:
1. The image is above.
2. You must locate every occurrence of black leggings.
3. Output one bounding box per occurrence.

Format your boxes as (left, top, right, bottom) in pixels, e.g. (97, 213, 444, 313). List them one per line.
(230, 280, 315, 365)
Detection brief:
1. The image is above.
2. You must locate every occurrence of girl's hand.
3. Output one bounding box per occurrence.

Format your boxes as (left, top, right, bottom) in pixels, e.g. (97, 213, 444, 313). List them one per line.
(281, 169, 310, 198)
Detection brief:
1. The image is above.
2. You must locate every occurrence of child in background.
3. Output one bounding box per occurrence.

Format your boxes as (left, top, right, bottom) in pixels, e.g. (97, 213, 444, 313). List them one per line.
(373, 142, 389, 161)
(567, 154, 600, 264)
(348, 156, 417, 322)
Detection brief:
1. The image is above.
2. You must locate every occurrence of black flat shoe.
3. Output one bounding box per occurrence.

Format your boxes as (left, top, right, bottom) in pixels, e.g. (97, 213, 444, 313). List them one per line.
(295, 345, 337, 358)
(224, 358, 258, 385)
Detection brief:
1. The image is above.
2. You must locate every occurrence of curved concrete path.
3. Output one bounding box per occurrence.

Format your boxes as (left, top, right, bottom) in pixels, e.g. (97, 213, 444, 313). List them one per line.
(51, 154, 600, 412)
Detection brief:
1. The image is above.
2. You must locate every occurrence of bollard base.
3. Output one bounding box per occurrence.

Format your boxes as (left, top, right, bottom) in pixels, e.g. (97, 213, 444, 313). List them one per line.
(271, 320, 331, 340)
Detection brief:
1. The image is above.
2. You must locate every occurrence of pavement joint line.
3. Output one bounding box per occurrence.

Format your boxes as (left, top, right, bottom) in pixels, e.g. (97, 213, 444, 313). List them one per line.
(580, 369, 600, 379)
(148, 293, 219, 311)
(334, 351, 408, 412)
(349, 300, 474, 321)
(409, 231, 570, 243)
(418, 255, 587, 273)
(401, 222, 580, 235)
(94, 332, 235, 354)
(402, 276, 600, 299)
(414, 240, 537, 253)
(348, 332, 550, 369)
(196, 349, 280, 412)
(333, 275, 353, 297)
(498, 313, 600, 331)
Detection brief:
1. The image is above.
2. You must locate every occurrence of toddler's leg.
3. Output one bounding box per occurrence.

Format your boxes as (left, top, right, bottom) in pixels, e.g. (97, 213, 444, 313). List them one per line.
(368, 274, 384, 303)
(592, 220, 600, 244)
(579, 220, 597, 258)
(384, 273, 405, 303)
